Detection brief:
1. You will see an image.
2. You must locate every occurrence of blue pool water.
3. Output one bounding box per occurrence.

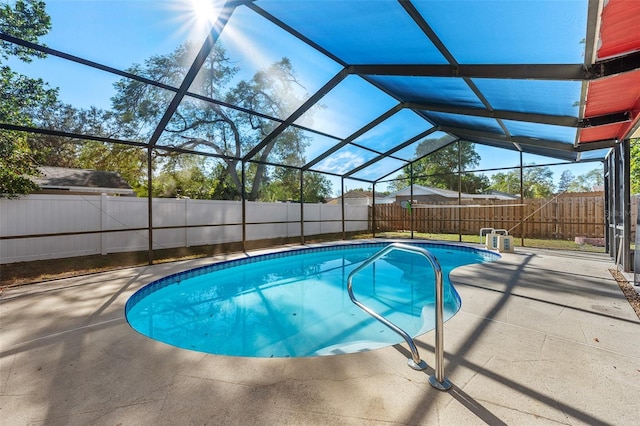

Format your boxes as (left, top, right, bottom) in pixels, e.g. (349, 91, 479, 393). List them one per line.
(125, 242, 498, 358)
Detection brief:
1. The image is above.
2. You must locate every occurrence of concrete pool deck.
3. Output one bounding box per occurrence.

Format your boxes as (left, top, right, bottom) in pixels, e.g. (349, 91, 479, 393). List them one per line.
(1, 242, 639, 425)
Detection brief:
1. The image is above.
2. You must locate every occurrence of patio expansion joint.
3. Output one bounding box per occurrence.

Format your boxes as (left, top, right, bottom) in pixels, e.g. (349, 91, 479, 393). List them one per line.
(540, 376, 572, 425)
(540, 333, 550, 356)
(178, 369, 420, 389)
(3, 316, 126, 352)
(476, 398, 575, 425)
(577, 322, 591, 347)
(442, 352, 575, 426)
(252, 404, 408, 425)
(443, 354, 496, 411)
(1, 348, 17, 384)
(35, 398, 163, 425)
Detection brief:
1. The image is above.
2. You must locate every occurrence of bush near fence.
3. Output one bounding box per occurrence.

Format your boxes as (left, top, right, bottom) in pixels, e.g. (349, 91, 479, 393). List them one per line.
(372, 192, 638, 240)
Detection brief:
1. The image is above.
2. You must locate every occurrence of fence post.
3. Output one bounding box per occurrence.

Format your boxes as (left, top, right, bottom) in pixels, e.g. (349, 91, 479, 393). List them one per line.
(300, 170, 305, 244)
(242, 162, 246, 252)
(185, 198, 190, 247)
(341, 177, 345, 240)
(519, 151, 525, 246)
(101, 193, 108, 255)
(372, 182, 376, 237)
(634, 197, 639, 286)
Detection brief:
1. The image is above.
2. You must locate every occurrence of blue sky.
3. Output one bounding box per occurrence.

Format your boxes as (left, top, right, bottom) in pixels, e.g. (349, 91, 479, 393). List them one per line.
(7, 0, 602, 194)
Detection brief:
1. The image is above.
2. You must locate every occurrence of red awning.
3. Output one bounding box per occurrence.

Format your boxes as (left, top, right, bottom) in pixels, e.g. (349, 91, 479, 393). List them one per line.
(581, 0, 640, 145)
(596, 0, 640, 60)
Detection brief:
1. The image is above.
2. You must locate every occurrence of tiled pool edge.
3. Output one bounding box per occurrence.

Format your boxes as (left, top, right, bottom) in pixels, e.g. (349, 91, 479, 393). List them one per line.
(125, 240, 499, 313)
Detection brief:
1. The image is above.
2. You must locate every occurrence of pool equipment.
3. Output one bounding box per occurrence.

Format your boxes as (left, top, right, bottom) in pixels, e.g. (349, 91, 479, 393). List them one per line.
(483, 228, 513, 252)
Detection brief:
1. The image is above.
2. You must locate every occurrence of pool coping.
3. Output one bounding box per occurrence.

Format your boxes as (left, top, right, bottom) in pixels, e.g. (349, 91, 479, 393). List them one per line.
(124, 240, 492, 358)
(124, 239, 498, 308)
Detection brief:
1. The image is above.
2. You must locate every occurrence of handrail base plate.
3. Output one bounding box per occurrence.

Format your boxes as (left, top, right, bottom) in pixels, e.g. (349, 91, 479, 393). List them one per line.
(408, 359, 427, 371)
(429, 375, 452, 391)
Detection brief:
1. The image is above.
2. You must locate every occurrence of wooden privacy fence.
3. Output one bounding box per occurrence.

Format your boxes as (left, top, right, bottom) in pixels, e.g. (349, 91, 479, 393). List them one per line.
(372, 192, 618, 240)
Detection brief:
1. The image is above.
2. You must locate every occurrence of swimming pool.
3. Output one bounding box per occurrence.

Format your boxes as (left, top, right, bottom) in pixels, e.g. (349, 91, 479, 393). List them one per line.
(126, 242, 498, 358)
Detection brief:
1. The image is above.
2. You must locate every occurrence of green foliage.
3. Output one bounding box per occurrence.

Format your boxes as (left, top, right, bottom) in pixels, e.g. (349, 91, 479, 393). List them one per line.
(490, 165, 555, 198)
(27, 103, 83, 168)
(302, 172, 332, 203)
(631, 138, 639, 195)
(77, 141, 147, 195)
(557, 167, 604, 194)
(152, 165, 210, 199)
(0, 0, 56, 198)
(0, 0, 50, 62)
(208, 162, 241, 200)
(557, 170, 574, 193)
(259, 166, 299, 202)
(390, 138, 489, 193)
(564, 167, 604, 193)
(29, 103, 148, 194)
(260, 167, 332, 203)
(1, 66, 57, 126)
(145, 157, 241, 200)
(0, 131, 41, 197)
(0, 0, 56, 126)
(112, 45, 330, 200)
(111, 44, 330, 201)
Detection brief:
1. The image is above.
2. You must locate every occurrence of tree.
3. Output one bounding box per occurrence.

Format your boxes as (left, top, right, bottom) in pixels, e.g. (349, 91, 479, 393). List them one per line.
(630, 138, 639, 195)
(0, 0, 50, 62)
(0, 0, 57, 198)
(27, 102, 83, 167)
(389, 138, 489, 193)
(260, 167, 332, 203)
(208, 162, 241, 200)
(565, 167, 604, 192)
(490, 165, 555, 198)
(151, 155, 214, 199)
(29, 102, 148, 194)
(301, 172, 332, 203)
(111, 44, 328, 201)
(557, 170, 574, 193)
(77, 141, 147, 194)
(0, 135, 41, 197)
(585, 167, 604, 187)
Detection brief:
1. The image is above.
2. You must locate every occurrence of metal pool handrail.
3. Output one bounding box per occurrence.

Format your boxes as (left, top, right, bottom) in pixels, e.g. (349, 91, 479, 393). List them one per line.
(346, 242, 452, 391)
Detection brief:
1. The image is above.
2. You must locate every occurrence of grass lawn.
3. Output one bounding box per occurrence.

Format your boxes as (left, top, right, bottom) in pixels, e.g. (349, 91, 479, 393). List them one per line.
(374, 231, 607, 253)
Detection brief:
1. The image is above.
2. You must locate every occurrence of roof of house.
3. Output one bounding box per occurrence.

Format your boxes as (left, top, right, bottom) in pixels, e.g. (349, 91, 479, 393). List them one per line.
(383, 184, 519, 201)
(327, 190, 387, 204)
(342, 190, 385, 199)
(385, 184, 460, 199)
(33, 167, 135, 196)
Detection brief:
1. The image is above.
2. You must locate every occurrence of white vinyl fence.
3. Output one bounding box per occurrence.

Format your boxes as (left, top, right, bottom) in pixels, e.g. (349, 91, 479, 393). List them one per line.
(0, 194, 369, 264)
